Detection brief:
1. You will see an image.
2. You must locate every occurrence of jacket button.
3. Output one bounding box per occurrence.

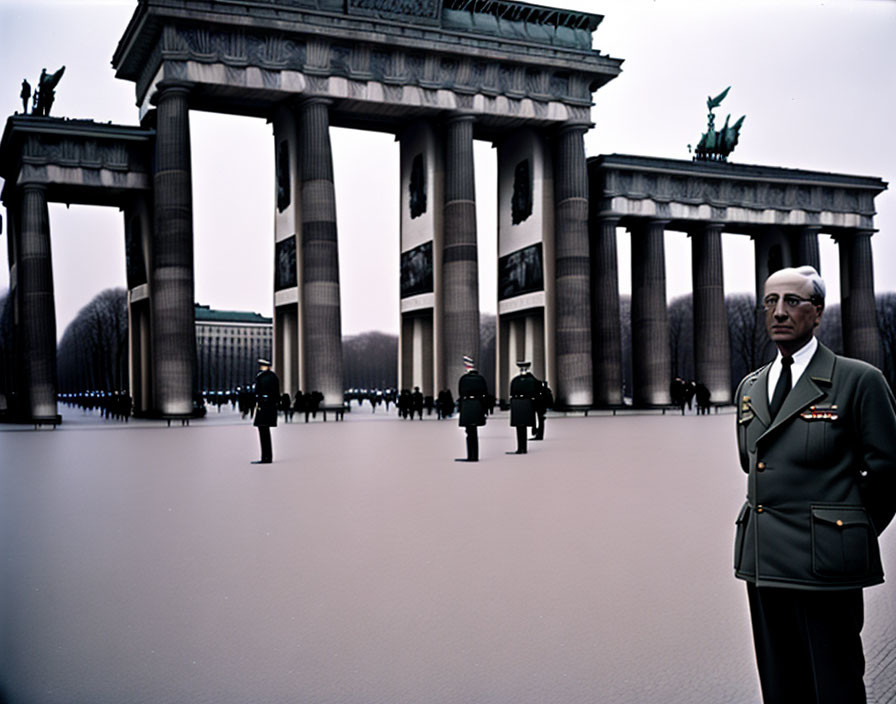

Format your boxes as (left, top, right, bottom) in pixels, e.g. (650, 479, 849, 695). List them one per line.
(757, 462, 766, 471)
(756, 505, 764, 513)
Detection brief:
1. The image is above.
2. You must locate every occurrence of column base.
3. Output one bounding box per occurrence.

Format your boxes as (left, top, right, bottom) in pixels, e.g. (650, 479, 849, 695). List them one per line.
(0, 413, 62, 427)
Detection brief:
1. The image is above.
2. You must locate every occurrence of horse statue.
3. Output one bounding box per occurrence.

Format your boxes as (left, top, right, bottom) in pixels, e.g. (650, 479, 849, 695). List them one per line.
(33, 66, 66, 117)
(693, 86, 745, 162)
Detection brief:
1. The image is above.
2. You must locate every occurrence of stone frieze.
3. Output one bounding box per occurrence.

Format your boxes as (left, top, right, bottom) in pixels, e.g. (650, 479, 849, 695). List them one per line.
(22, 135, 137, 173)
(147, 25, 596, 108)
(602, 168, 876, 216)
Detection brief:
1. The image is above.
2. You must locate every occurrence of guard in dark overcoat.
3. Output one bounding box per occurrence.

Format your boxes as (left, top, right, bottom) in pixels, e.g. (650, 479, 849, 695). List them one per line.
(734, 266, 896, 704)
(411, 387, 424, 420)
(508, 361, 538, 454)
(252, 359, 280, 464)
(532, 380, 553, 440)
(694, 382, 711, 415)
(457, 355, 487, 462)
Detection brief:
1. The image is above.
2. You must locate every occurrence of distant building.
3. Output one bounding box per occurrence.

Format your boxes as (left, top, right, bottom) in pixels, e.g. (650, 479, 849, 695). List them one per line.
(195, 304, 272, 393)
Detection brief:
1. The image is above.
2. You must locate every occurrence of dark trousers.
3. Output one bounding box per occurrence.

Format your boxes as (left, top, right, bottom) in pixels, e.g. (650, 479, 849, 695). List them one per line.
(257, 426, 272, 462)
(747, 584, 865, 704)
(533, 412, 545, 440)
(515, 426, 527, 453)
(465, 426, 478, 461)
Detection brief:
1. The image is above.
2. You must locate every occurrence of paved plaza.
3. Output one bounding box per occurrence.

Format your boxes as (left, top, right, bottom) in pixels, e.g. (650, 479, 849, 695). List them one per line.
(1, 407, 895, 704)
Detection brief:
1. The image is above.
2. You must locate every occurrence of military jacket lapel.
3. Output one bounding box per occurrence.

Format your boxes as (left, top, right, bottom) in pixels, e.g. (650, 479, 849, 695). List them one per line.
(758, 342, 835, 443)
(747, 365, 772, 428)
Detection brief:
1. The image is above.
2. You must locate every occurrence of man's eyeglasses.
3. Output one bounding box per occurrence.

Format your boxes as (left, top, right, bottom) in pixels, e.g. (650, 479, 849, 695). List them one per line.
(763, 294, 817, 311)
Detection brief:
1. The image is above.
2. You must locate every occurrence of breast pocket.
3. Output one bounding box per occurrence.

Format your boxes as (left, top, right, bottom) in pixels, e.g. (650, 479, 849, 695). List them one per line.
(810, 505, 871, 579)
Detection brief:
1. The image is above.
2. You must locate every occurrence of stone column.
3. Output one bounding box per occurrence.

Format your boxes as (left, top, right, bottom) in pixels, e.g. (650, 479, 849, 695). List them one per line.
(5, 198, 15, 271)
(691, 223, 731, 404)
(591, 215, 623, 406)
(151, 82, 196, 416)
(18, 184, 58, 420)
(839, 230, 883, 368)
(442, 114, 480, 389)
(507, 318, 521, 391)
(553, 124, 593, 408)
(630, 219, 671, 406)
(298, 98, 343, 405)
(793, 225, 821, 273)
(2, 201, 21, 413)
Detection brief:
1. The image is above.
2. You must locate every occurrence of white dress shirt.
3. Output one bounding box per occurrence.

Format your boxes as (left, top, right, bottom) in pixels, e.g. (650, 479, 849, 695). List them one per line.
(766, 336, 818, 404)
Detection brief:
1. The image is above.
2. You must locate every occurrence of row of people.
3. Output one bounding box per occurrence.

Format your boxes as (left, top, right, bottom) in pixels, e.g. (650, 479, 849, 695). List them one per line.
(59, 390, 132, 421)
(670, 377, 712, 415)
(457, 357, 553, 462)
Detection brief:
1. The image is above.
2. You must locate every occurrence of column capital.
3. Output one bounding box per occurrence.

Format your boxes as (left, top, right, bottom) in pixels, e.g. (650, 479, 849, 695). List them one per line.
(297, 96, 333, 110)
(628, 218, 670, 233)
(688, 221, 725, 237)
(150, 80, 193, 105)
(20, 182, 48, 195)
(832, 227, 876, 244)
(554, 121, 593, 137)
(444, 112, 477, 127)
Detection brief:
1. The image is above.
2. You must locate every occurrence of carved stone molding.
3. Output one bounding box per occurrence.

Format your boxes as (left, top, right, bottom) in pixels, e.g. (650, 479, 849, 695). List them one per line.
(143, 24, 601, 112)
(0, 117, 154, 200)
(591, 155, 886, 233)
(20, 136, 142, 173)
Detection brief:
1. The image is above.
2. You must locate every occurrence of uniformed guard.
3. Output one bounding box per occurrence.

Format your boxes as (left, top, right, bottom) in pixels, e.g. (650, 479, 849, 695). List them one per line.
(532, 379, 553, 440)
(457, 355, 487, 462)
(252, 358, 280, 464)
(508, 360, 538, 454)
(411, 386, 424, 420)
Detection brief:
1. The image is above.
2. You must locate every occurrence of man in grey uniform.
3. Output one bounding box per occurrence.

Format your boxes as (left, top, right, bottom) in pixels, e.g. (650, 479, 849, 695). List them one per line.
(734, 266, 896, 703)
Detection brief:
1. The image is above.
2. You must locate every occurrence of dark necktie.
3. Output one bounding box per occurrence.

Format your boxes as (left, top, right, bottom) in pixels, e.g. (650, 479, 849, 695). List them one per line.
(769, 355, 794, 419)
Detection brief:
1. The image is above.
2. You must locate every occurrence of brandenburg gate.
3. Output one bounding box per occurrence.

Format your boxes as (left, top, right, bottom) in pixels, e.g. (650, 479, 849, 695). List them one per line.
(0, 0, 888, 423)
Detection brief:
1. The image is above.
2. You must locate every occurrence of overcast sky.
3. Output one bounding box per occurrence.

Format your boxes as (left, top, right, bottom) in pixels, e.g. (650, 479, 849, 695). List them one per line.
(1, 0, 894, 338)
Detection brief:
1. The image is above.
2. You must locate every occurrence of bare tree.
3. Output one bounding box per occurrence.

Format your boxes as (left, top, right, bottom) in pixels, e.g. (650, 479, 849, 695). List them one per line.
(342, 332, 398, 389)
(816, 302, 842, 355)
(57, 288, 128, 394)
(619, 294, 632, 401)
(877, 292, 896, 390)
(0, 290, 16, 415)
(479, 313, 496, 394)
(726, 293, 770, 388)
(668, 294, 694, 381)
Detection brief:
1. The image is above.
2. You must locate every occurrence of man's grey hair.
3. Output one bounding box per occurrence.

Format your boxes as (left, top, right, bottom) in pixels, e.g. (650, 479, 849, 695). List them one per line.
(793, 265, 826, 302)
(769, 265, 826, 302)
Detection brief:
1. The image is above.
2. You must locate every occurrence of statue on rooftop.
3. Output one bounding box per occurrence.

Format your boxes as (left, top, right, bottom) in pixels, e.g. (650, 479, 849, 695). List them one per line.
(693, 86, 745, 162)
(33, 66, 66, 117)
(20, 79, 31, 115)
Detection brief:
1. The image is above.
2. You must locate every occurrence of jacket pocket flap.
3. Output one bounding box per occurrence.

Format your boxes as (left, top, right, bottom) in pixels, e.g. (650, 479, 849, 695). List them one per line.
(811, 506, 869, 527)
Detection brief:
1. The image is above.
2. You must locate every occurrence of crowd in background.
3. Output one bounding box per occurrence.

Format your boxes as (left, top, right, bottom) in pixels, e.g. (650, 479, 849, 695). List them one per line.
(669, 377, 712, 415)
(59, 390, 133, 421)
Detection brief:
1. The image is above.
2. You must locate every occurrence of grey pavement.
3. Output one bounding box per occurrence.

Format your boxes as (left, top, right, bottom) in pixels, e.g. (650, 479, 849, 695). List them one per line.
(1, 406, 894, 704)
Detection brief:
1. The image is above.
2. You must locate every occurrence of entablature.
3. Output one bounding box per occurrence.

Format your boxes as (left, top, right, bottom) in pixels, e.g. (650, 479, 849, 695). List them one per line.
(0, 116, 154, 207)
(588, 154, 887, 236)
(113, 0, 622, 131)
